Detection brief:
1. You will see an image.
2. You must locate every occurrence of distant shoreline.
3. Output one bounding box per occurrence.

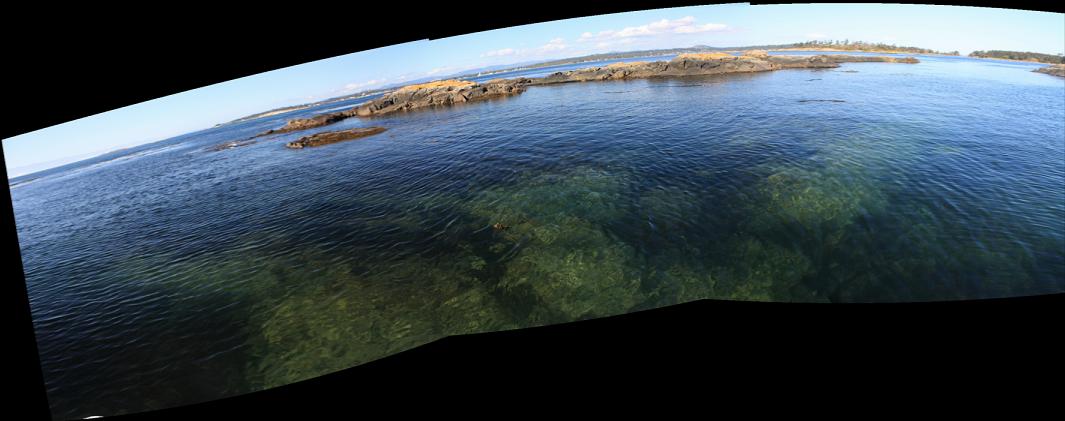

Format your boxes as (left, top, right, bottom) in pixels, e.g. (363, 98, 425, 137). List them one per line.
(766, 47, 959, 56)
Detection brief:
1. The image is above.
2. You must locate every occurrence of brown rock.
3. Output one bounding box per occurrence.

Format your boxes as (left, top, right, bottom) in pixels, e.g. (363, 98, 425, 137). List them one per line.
(1034, 64, 1065, 77)
(250, 54, 920, 127)
(353, 78, 531, 117)
(285, 127, 387, 149)
(254, 109, 360, 138)
(743, 49, 770, 58)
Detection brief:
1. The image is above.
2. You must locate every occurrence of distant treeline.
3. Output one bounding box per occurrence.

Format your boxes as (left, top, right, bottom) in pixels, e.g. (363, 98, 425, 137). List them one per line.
(778, 40, 959, 55)
(968, 50, 1065, 64)
(521, 40, 956, 69)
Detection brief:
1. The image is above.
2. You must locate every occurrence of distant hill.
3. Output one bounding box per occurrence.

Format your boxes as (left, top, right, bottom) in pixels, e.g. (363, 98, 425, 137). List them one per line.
(968, 50, 1065, 64)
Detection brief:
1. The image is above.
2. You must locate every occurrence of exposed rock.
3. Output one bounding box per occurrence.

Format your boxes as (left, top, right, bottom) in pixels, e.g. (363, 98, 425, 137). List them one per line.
(743, 49, 770, 58)
(529, 54, 779, 85)
(255, 110, 360, 138)
(528, 54, 919, 85)
(353, 78, 531, 117)
(285, 127, 387, 149)
(256, 54, 918, 126)
(675, 52, 734, 60)
(207, 139, 257, 152)
(766, 55, 840, 68)
(820, 55, 920, 64)
(1034, 64, 1065, 77)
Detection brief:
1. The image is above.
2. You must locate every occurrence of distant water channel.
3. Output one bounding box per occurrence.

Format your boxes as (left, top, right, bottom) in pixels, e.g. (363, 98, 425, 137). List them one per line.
(10, 52, 1064, 419)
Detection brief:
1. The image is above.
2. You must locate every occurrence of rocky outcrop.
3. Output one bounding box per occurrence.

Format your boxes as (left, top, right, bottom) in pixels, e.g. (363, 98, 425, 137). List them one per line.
(820, 55, 920, 64)
(743, 49, 770, 58)
(254, 54, 919, 129)
(528, 53, 919, 84)
(353, 78, 531, 117)
(1034, 64, 1065, 77)
(255, 111, 360, 137)
(530, 54, 780, 85)
(285, 127, 387, 149)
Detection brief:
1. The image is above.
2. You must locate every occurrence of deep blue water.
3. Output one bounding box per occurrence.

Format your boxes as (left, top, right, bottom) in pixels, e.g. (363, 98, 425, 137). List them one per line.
(10, 53, 1065, 419)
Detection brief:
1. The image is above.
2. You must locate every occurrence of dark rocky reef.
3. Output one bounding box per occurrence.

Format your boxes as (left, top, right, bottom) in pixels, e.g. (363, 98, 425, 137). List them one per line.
(285, 127, 387, 149)
(352, 79, 531, 117)
(255, 111, 360, 138)
(1034, 64, 1065, 77)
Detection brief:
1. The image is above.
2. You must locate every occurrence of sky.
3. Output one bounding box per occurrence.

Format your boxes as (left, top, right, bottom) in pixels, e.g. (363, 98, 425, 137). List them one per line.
(4, 3, 1063, 178)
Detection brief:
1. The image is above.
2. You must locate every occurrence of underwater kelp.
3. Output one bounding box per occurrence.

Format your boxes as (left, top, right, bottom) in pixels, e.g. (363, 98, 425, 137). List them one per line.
(113, 225, 517, 391)
(99, 134, 1061, 397)
(460, 166, 646, 323)
(240, 247, 518, 389)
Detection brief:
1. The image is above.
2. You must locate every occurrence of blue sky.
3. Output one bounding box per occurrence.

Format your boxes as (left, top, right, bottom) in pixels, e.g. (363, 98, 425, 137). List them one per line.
(5, 3, 1063, 177)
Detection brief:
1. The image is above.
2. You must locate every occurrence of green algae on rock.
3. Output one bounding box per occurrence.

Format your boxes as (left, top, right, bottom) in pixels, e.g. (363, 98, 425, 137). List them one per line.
(460, 167, 645, 322)
(241, 248, 517, 389)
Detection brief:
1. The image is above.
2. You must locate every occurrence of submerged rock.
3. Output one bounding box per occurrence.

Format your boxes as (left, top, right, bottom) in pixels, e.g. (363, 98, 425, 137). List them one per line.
(460, 167, 643, 322)
(207, 139, 257, 152)
(284, 127, 387, 149)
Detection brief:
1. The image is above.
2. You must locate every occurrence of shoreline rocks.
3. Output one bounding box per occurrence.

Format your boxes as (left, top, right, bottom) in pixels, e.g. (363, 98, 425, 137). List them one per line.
(285, 127, 387, 149)
(1033, 64, 1065, 77)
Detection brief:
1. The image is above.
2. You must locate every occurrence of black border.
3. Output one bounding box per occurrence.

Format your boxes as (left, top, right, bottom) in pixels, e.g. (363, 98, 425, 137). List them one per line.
(7, 2, 1065, 419)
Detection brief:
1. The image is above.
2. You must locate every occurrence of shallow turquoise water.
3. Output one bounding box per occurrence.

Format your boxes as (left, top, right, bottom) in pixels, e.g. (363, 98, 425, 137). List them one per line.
(10, 53, 1065, 418)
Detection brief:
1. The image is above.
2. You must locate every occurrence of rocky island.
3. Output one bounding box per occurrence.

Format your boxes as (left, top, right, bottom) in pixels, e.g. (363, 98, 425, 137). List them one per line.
(1034, 64, 1065, 77)
(253, 52, 920, 138)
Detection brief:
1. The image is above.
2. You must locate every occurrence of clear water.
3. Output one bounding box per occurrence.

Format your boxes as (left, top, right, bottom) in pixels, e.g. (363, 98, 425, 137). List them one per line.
(10, 53, 1064, 419)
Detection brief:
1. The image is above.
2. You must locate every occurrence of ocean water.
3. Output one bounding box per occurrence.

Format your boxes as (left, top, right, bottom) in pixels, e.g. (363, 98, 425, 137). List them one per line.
(10, 53, 1065, 419)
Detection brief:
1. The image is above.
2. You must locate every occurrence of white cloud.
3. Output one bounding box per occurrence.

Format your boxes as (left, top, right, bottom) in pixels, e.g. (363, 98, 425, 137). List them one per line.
(481, 47, 516, 57)
(675, 23, 728, 34)
(426, 66, 453, 76)
(538, 38, 567, 52)
(343, 79, 387, 91)
(578, 16, 728, 43)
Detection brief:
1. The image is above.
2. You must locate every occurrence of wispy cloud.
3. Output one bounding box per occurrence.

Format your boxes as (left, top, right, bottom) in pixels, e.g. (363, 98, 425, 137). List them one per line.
(479, 37, 569, 62)
(574, 16, 730, 51)
(343, 79, 388, 91)
(481, 47, 516, 57)
(578, 16, 729, 43)
(425, 66, 452, 76)
(538, 38, 567, 53)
